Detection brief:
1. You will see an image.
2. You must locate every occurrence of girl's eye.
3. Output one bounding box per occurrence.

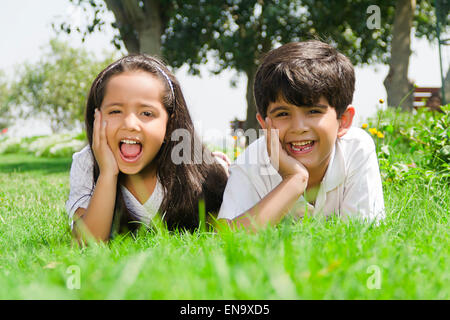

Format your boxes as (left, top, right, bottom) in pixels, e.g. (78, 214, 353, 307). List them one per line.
(108, 110, 121, 115)
(142, 111, 153, 117)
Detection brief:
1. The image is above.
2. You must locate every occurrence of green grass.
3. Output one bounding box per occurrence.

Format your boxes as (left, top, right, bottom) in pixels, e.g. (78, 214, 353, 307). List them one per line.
(0, 153, 448, 299)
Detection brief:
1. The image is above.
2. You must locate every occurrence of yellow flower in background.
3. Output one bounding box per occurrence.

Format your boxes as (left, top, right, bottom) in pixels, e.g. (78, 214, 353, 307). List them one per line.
(368, 128, 378, 135)
(232, 135, 238, 141)
(234, 150, 241, 158)
(362, 123, 368, 129)
(379, 98, 384, 104)
(377, 132, 384, 138)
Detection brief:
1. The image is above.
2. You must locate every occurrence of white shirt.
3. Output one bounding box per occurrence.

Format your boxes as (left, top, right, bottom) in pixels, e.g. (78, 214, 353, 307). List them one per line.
(66, 145, 230, 229)
(65, 145, 164, 229)
(218, 127, 385, 222)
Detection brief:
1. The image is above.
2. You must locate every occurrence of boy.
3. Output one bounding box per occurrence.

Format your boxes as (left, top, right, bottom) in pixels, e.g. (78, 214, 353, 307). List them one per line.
(218, 40, 385, 230)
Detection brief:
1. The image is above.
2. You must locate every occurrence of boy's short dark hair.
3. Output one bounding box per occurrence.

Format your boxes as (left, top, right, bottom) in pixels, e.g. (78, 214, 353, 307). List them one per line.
(254, 40, 355, 119)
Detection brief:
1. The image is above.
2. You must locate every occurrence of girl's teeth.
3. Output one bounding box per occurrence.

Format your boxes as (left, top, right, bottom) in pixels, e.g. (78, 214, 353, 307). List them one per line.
(121, 140, 139, 144)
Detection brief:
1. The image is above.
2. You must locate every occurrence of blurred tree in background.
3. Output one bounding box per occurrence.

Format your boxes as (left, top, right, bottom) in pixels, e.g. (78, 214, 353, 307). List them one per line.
(51, 0, 448, 130)
(0, 71, 11, 130)
(7, 39, 116, 133)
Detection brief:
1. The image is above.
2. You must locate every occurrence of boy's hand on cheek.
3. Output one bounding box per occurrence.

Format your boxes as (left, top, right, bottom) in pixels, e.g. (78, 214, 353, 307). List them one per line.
(93, 109, 119, 177)
(265, 117, 309, 184)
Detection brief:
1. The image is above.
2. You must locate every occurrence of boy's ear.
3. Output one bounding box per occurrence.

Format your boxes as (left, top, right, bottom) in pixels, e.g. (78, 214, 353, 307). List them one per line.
(256, 113, 266, 129)
(337, 105, 355, 138)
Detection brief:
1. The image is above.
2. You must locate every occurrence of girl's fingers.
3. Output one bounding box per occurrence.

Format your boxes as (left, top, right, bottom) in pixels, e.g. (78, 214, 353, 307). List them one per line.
(100, 119, 107, 148)
(93, 109, 100, 148)
(212, 151, 231, 166)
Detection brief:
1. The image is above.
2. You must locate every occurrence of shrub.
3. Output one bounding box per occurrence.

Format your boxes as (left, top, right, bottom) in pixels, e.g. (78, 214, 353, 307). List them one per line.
(363, 104, 449, 187)
(0, 132, 86, 158)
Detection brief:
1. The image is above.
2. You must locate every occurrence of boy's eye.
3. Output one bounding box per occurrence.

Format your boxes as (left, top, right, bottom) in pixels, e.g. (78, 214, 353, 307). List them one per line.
(275, 112, 289, 117)
(309, 109, 322, 114)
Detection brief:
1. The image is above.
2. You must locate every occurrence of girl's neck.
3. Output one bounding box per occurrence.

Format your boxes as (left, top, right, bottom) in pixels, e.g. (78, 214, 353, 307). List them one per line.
(122, 163, 158, 205)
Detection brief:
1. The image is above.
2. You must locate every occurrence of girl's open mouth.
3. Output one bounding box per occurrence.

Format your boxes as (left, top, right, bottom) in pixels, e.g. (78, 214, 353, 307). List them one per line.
(287, 140, 315, 155)
(119, 139, 143, 163)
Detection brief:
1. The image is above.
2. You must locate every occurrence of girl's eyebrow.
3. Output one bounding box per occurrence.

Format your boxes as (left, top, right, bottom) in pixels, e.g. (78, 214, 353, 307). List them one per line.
(103, 102, 159, 109)
(103, 102, 124, 108)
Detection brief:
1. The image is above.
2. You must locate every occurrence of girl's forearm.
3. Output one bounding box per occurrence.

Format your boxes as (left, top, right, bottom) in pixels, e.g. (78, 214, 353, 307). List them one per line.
(228, 174, 307, 231)
(78, 173, 118, 242)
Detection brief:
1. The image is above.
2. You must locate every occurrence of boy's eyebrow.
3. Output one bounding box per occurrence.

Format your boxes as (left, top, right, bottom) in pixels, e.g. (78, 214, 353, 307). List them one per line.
(268, 106, 289, 114)
(268, 103, 329, 114)
(311, 104, 329, 109)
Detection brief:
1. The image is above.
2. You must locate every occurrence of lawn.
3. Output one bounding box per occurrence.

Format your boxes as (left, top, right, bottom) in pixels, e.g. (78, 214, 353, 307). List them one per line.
(0, 152, 448, 300)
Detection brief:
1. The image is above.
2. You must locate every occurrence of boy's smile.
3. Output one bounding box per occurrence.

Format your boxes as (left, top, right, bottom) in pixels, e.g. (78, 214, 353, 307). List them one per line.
(257, 96, 354, 187)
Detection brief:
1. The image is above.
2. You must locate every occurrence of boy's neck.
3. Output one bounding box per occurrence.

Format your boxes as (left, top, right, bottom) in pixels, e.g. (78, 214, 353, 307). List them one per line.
(306, 158, 331, 190)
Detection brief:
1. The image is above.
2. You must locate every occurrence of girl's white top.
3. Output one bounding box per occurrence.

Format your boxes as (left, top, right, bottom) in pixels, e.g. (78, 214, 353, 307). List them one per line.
(65, 145, 164, 229)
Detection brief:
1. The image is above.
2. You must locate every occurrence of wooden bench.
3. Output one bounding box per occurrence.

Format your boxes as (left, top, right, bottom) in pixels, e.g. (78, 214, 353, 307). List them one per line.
(413, 87, 441, 109)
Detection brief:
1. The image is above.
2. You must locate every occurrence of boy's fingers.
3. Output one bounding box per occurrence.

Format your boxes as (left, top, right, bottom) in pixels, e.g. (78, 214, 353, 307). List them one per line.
(266, 117, 281, 171)
(265, 117, 272, 157)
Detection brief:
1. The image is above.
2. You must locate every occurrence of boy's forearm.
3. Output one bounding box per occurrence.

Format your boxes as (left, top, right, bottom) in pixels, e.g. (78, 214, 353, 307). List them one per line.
(228, 174, 307, 231)
(76, 173, 118, 242)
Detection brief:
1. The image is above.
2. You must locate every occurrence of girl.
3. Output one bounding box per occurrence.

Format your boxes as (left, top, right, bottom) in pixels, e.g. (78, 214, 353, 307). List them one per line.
(66, 54, 229, 242)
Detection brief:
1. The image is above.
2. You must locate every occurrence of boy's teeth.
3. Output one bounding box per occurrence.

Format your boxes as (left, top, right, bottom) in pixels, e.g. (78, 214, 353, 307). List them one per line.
(291, 141, 313, 146)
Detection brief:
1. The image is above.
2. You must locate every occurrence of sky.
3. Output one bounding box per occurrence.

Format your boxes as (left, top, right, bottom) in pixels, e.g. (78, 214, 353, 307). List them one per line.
(1, 0, 448, 139)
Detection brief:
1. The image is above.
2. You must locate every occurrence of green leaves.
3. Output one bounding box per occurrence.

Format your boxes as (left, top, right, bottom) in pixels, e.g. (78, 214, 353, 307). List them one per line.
(367, 104, 450, 187)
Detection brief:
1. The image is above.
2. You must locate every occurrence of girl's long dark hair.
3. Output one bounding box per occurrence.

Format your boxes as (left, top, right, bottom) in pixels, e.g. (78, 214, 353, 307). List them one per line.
(85, 54, 228, 234)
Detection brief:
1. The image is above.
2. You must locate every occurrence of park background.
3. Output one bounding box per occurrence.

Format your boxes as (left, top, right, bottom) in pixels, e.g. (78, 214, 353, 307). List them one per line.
(0, 0, 448, 300)
(0, 0, 448, 138)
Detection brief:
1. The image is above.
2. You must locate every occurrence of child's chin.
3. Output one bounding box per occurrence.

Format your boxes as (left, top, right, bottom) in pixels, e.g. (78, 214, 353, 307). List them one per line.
(119, 165, 142, 175)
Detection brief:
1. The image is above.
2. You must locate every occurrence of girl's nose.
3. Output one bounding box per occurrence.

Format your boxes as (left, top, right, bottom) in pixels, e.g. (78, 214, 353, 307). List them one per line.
(122, 113, 140, 131)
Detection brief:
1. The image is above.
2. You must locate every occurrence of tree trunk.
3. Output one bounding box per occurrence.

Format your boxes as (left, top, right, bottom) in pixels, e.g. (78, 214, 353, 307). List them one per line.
(138, 0, 163, 57)
(104, 0, 162, 56)
(383, 0, 416, 110)
(444, 67, 450, 105)
(244, 65, 258, 132)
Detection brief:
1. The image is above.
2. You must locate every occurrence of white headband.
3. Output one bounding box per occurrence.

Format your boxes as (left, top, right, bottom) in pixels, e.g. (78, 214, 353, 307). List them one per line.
(154, 65, 175, 101)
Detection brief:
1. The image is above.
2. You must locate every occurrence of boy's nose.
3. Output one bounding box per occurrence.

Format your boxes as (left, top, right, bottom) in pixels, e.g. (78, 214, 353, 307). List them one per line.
(291, 113, 310, 132)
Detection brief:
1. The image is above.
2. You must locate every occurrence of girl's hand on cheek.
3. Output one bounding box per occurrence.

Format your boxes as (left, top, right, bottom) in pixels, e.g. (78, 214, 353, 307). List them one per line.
(93, 109, 119, 177)
(265, 117, 309, 183)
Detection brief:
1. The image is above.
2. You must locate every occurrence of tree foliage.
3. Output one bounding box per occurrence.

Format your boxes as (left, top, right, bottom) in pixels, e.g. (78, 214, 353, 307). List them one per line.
(8, 39, 116, 132)
(0, 71, 11, 130)
(55, 0, 446, 127)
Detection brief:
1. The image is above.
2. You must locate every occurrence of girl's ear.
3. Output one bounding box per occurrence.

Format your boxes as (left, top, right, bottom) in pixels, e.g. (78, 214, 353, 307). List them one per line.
(337, 105, 355, 138)
(256, 113, 266, 129)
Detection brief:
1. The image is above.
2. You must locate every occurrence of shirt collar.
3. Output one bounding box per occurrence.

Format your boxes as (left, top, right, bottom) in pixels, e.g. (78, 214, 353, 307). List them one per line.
(320, 142, 345, 192)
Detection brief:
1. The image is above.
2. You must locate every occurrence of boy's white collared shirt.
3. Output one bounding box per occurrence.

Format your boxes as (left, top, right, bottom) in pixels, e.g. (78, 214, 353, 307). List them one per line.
(218, 127, 385, 222)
